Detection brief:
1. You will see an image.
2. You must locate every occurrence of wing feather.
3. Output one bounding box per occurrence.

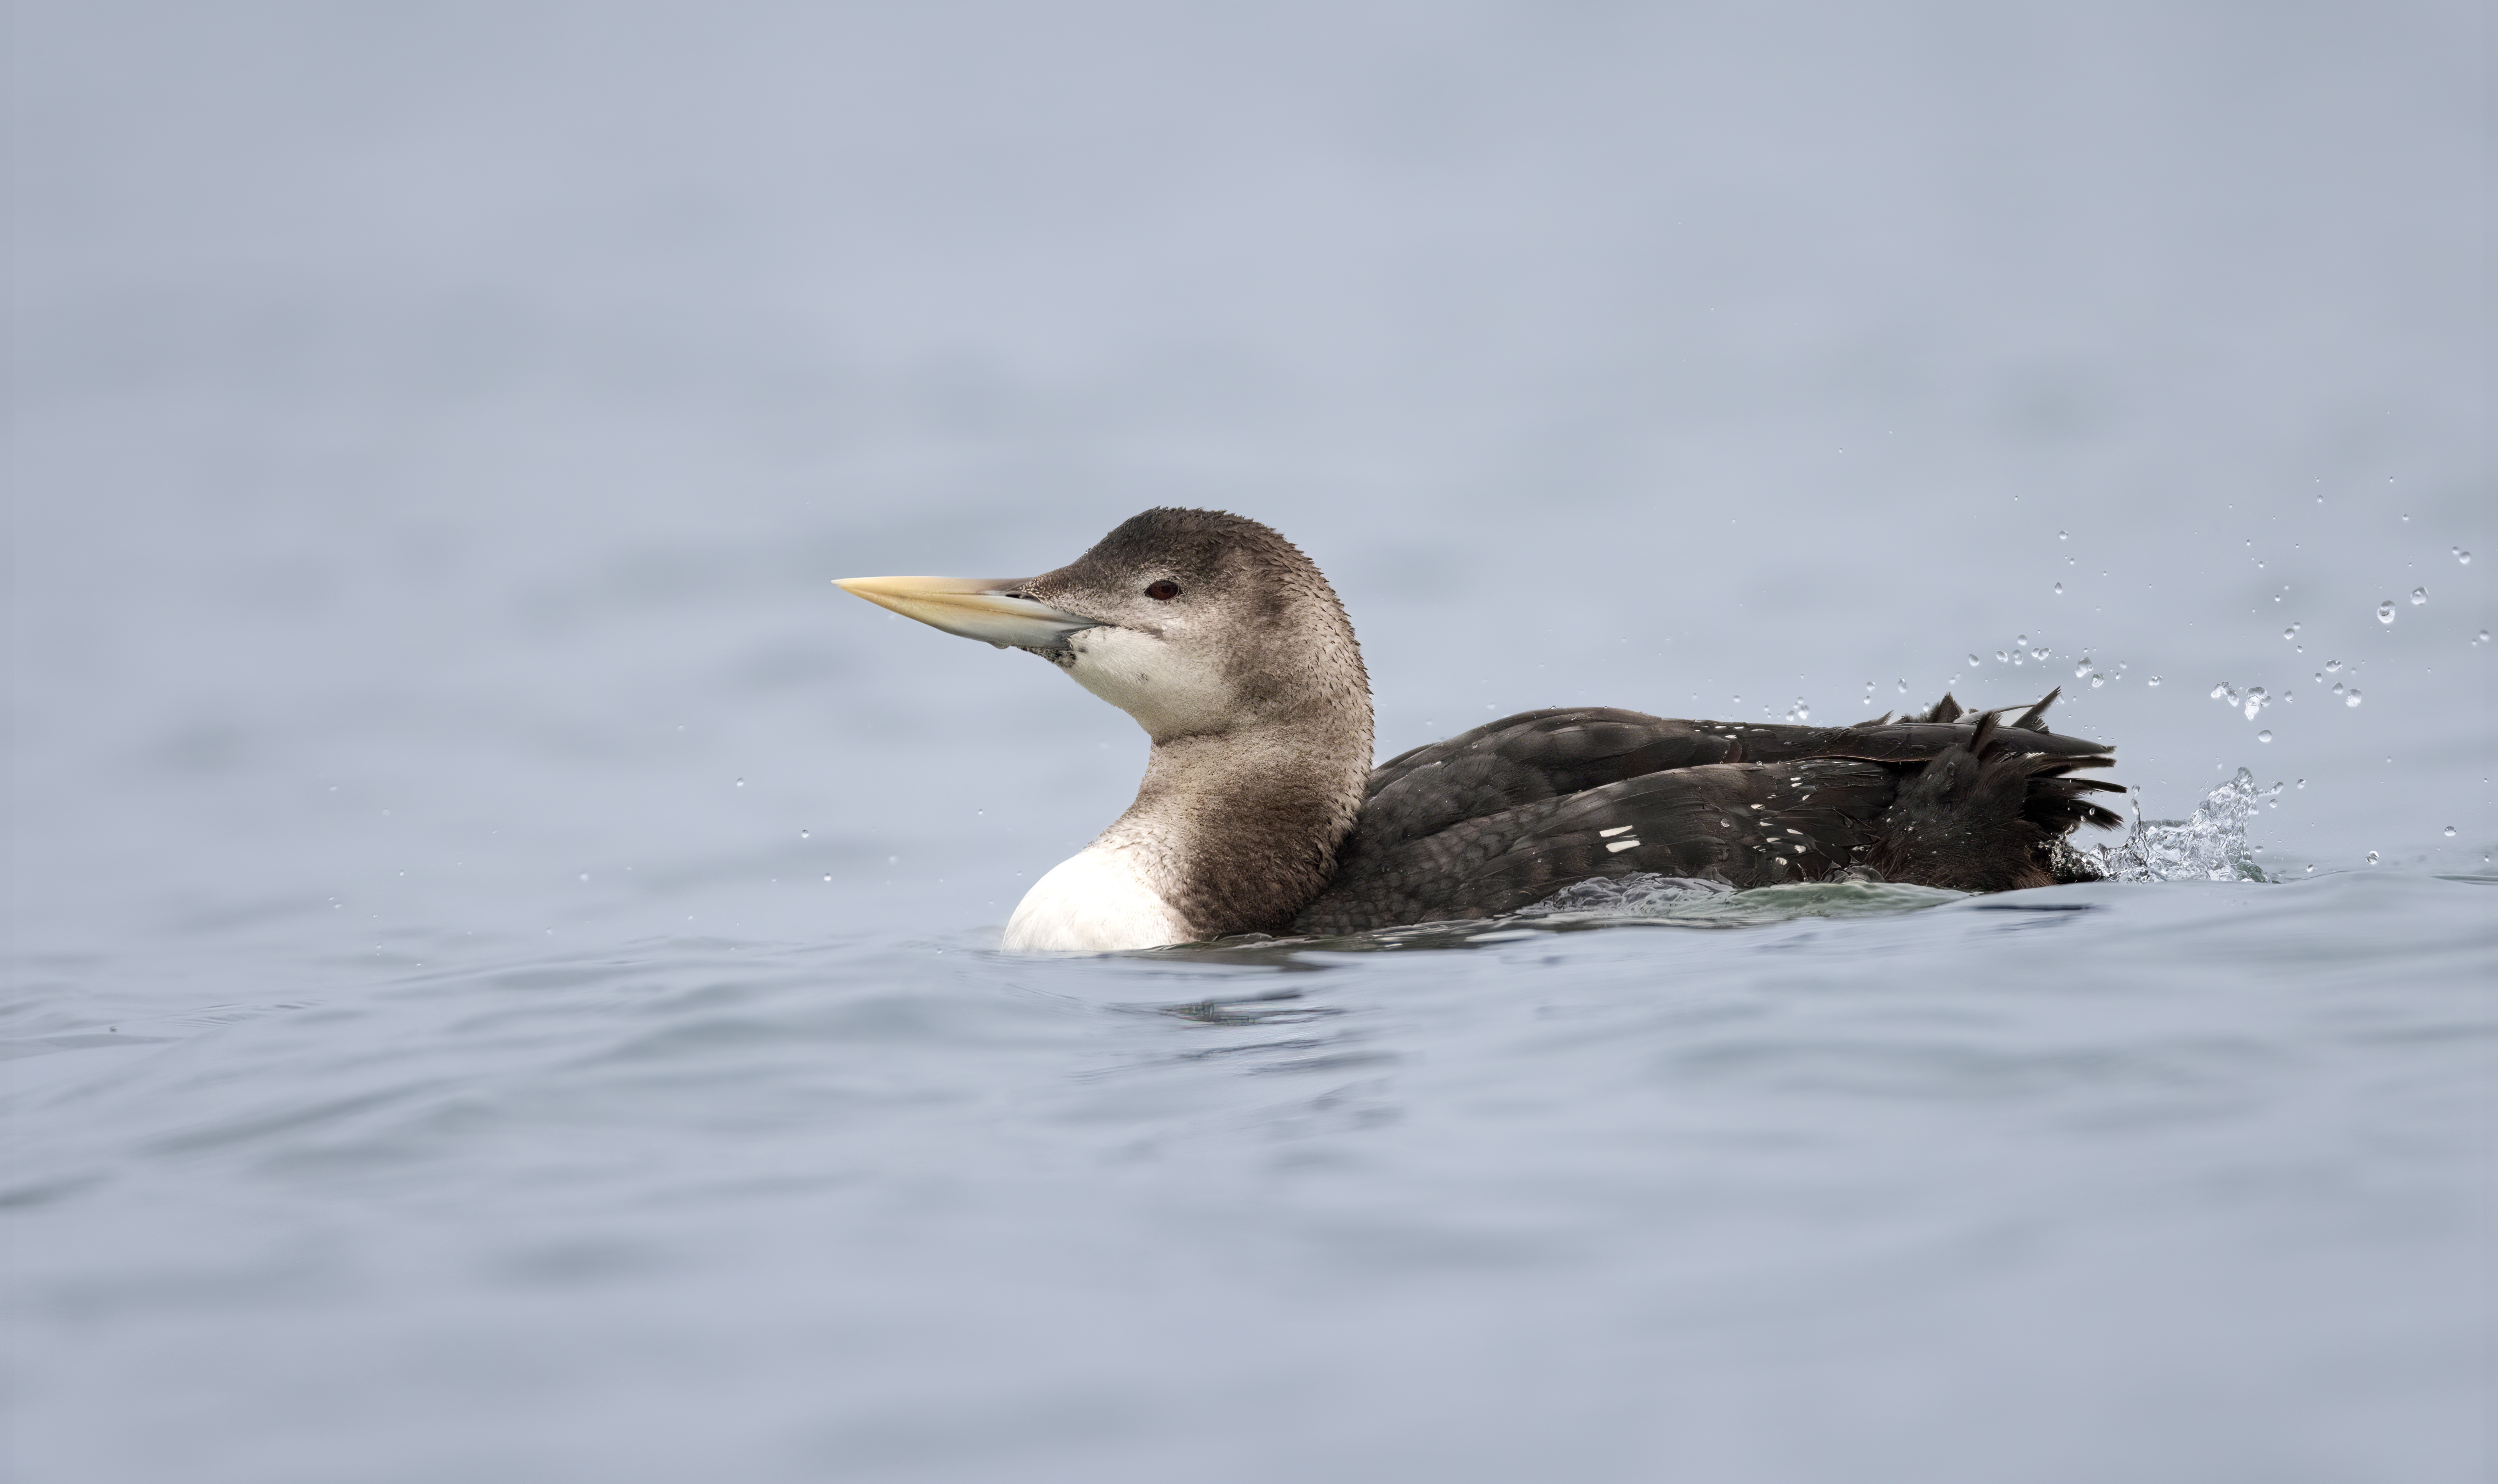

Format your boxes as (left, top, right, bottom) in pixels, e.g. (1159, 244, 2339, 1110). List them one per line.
(1290, 698, 2120, 936)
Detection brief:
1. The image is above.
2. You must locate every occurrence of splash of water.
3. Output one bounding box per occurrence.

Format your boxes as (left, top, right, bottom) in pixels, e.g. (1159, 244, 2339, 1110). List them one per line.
(2093, 768, 2278, 883)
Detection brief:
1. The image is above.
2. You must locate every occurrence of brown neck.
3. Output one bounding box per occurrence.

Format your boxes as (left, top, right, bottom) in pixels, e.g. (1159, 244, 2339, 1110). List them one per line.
(1102, 711, 1372, 939)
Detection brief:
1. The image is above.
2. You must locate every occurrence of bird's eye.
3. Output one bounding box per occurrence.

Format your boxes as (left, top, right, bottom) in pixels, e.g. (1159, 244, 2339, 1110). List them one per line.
(1145, 580, 1181, 601)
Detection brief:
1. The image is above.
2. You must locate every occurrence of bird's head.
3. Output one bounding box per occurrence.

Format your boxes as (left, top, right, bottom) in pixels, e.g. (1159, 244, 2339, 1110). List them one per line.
(838, 508, 1368, 744)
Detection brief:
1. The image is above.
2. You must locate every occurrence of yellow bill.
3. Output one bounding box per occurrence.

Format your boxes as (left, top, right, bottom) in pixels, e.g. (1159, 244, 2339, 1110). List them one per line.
(835, 575, 1102, 650)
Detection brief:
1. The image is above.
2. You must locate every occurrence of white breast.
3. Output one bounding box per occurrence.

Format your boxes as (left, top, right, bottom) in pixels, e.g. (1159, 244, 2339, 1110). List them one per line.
(1001, 845, 1195, 952)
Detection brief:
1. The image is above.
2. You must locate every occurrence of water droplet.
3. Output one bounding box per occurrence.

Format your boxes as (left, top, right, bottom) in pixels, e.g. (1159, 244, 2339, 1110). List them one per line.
(2058, 530, 2068, 540)
(735, 777, 746, 787)
(2016, 635, 2028, 647)
(2257, 729, 2272, 743)
(799, 829, 810, 839)
(1897, 679, 1908, 694)
(2446, 826, 2457, 837)
(2377, 601, 2395, 623)
(2147, 676, 2161, 687)
(2345, 689, 2362, 708)
(2089, 673, 2105, 688)
(2366, 851, 2379, 865)
(1967, 654, 1982, 667)
(2409, 586, 2427, 605)
(2030, 647, 2047, 661)
(2210, 683, 2230, 700)
(2325, 659, 2341, 672)
(824, 874, 833, 882)
(2282, 625, 2299, 640)
(1997, 650, 2008, 663)
(2459, 550, 2473, 565)
(2052, 582, 2063, 594)
(2075, 658, 2092, 678)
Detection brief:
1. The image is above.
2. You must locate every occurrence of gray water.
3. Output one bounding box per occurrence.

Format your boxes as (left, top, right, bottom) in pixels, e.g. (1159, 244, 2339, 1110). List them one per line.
(7, 3, 2492, 1482)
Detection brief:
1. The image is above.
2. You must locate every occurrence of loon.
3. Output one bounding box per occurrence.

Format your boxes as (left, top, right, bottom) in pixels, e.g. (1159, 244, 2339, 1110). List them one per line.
(839, 508, 2124, 951)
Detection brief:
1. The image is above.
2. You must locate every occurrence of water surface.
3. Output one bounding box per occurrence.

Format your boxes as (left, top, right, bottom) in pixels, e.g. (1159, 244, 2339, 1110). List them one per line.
(10, 872, 2492, 1482)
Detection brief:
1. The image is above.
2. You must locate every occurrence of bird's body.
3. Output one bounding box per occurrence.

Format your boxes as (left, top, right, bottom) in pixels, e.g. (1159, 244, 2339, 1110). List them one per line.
(1292, 701, 2114, 937)
(838, 509, 2124, 951)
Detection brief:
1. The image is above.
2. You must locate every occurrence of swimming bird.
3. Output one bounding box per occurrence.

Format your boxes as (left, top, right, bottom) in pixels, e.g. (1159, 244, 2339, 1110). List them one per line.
(839, 508, 2124, 951)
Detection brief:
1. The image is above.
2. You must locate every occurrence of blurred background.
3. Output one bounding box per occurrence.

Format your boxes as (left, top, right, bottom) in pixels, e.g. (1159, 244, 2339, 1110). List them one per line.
(8, 0, 2489, 973)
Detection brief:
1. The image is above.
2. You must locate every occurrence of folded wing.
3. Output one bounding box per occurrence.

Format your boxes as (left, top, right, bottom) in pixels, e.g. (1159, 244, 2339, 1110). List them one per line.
(1289, 691, 2121, 936)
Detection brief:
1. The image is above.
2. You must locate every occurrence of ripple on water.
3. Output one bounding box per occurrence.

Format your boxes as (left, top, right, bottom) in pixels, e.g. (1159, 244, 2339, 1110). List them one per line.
(5, 874, 2489, 1484)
